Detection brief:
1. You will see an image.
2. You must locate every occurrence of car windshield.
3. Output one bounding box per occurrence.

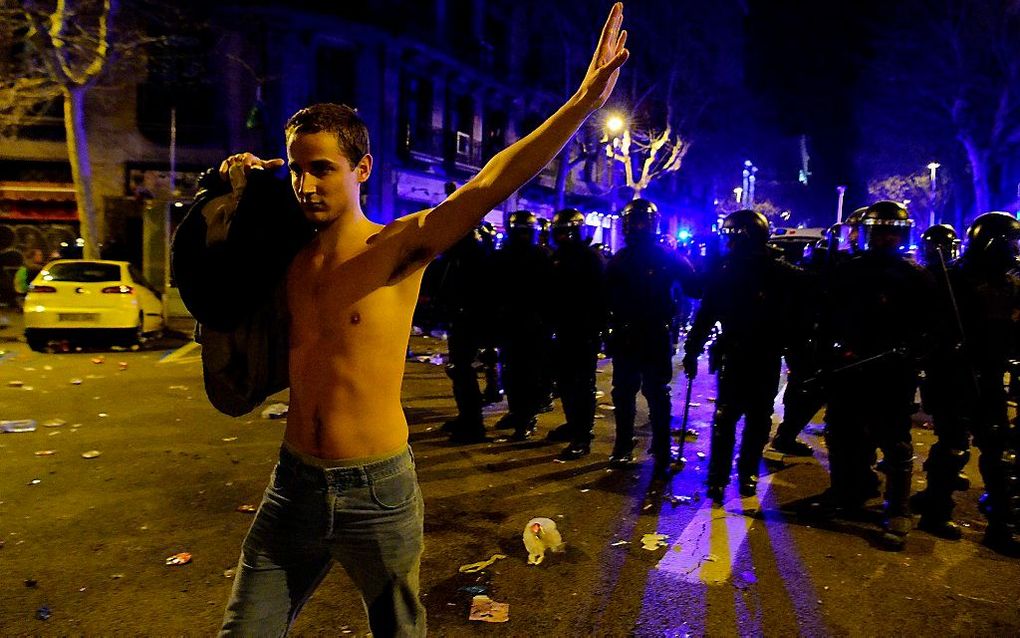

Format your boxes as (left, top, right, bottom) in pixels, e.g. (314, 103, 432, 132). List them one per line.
(44, 262, 121, 283)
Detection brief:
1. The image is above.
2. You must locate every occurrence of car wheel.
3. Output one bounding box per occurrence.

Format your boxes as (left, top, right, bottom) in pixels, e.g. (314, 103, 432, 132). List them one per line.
(25, 330, 48, 352)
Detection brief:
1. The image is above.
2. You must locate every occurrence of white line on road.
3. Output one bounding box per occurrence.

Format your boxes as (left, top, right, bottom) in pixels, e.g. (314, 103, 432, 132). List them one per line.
(158, 340, 201, 364)
(655, 474, 773, 584)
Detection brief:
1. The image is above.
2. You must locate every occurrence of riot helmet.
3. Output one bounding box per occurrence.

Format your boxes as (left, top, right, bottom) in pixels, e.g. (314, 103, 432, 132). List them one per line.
(919, 223, 960, 267)
(832, 207, 867, 253)
(719, 209, 770, 256)
(506, 210, 538, 245)
(964, 212, 1020, 273)
(860, 201, 913, 253)
(551, 208, 588, 246)
(620, 199, 660, 244)
(536, 216, 551, 247)
(474, 220, 496, 250)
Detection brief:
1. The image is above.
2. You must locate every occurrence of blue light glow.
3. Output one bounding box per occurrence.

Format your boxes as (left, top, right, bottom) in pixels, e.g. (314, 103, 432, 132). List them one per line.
(677, 229, 691, 241)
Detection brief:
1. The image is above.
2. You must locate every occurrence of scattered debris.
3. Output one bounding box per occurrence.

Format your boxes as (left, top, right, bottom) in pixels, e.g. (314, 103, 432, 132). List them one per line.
(457, 584, 489, 596)
(705, 553, 719, 562)
(664, 622, 694, 638)
(25, 578, 38, 588)
(118, 361, 128, 370)
(81, 450, 102, 459)
(688, 402, 701, 408)
(611, 540, 630, 546)
(34, 450, 57, 457)
(598, 404, 615, 411)
(35, 606, 52, 621)
(640, 533, 669, 550)
(110, 574, 124, 580)
(222, 437, 238, 442)
(524, 517, 565, 565)
(261, 403, 289, 419)
(91, 356, 105, 364)
(97, 413, 108, 418)
(236, 504, 257, 513)
(165, 552, 192, 566)
(223, 568, 236, 579)
(8, 380, 24, 387)
(41, 419, 66, 428)
(458, 553, 507, 573)
(1, 419, 37, 433)
(468, 595, 509, 623)
(667, 494, 695, 507)
(696, 452, 706, 460)
(69, 378, 83, 385)
(168, 385, 189, 391)
(28, 478, 42, 486)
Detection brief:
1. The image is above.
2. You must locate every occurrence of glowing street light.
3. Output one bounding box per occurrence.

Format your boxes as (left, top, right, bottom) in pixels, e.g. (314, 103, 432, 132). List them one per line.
(927, 162, 941, 227)
(733, 186, 743, 203)
(605, 114, 625, 134)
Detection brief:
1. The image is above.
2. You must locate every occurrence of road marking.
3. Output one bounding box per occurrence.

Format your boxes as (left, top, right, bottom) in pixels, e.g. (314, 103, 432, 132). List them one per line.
(158, 341, 201, 364)
(656, 474, 773, 584)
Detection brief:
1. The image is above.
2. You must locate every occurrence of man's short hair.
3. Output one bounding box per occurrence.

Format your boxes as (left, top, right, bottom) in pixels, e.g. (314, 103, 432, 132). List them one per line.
(284, 103, 370, 168)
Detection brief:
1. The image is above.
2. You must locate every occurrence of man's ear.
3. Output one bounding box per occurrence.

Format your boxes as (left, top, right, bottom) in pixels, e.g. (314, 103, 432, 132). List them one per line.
(355, 154, 373, 183)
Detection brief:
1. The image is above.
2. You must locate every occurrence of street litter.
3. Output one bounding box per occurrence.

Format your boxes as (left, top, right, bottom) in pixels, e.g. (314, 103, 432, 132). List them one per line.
(223, 568, 236, 578)
(28, 478, 41, 485)
(611, 540, 630, 546)
(35, 606, 52, 621)
(468, 595, 509, 623)
(457, 585, 489, 596)
(165, 552, 192, 566)
(668, 494, 695, 506)
(168, 385, 189, 391)
(222, 437, 238, 442)
(43, 419, 65, 428)
(236, 504, 258, 513)
(34, 450, 57, 456)
(81, 450, 102, 459)
(91, 356, 104, 364)
(110, 573, 124, 579)
(25, 578, 38, 587)
(598, 404, 615, 411)
(69, 378, 83, 385)
(688, 402, 701, 408)
(261, 403, 289, 419)
(696, 452, 706, 460)
(98, 413, 108, 418)
(8, 380, 23, 387)
(705, 553, 719, 562)
(458, 553, 507, 573)
(640, 533, 669, 550)
(524, 517, 565, 565)
(2, 419, 37, 433)
(664, 622, 694, 638)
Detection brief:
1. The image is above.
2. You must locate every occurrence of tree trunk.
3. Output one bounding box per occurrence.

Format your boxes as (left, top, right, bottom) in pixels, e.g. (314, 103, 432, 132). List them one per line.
(960, 136, 991, 217)
(64, 85, 101, 259)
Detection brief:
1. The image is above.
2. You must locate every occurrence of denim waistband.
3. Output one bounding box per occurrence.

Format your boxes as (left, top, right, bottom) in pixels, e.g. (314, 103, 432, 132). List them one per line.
(277, 444, 415, 489)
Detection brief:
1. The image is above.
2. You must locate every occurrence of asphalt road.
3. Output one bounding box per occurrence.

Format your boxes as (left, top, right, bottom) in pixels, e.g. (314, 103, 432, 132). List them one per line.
(1, 321, 1018, 636)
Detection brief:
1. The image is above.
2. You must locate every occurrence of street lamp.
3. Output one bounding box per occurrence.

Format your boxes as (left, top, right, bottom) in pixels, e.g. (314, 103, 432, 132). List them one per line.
(606, 114, 625, 134)
(836, 185, 847, 224)
(741, 160, 758, 206)
(733, 186, 743, 203)
(927, 162, 941, 227)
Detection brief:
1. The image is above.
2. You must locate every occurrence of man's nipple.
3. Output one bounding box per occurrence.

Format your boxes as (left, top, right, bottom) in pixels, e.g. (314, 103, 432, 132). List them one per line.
(350, 312, 361, 325)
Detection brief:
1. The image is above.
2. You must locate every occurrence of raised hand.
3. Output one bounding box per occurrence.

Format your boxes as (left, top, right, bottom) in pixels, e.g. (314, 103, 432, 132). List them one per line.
(217, 152, 286, 194)
(576, 2, 629, 112)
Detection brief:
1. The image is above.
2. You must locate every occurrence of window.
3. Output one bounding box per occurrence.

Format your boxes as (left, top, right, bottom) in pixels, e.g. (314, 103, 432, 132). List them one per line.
(45, 262, 120, 283)
(314, 45, 358, 107)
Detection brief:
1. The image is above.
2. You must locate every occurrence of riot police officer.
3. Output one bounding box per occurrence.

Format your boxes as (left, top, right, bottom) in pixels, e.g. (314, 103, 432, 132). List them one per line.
(821, 201, 935, 550)
(771, 208, 868, 457)
(912, 213, 1020, 555)
(684, 210, 807, 501)
(606, 199, 699, 479)
(919, 224, 961, 269)
(436, 221, 496, 443)
(490, 210, 555, 440)
(546, 208, 608, 460)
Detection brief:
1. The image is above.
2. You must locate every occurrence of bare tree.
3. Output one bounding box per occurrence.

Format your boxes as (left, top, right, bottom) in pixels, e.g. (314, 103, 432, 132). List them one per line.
(603, 110, 690, 200)
(867, 0, 1020, 216)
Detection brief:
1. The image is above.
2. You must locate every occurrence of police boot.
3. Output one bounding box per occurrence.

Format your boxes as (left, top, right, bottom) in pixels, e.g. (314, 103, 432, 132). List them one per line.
(609, 437, 638, 468)
(981, 524, 1020, 558)
(706, 484, 725, 505)
(510, 417, 537, 441)
(880, 516, 912, 551)
(770, 436, 814, 457)
(917, 516, 963, 541)
(558, 440, 592, 461)
(738, 474, 759, 498)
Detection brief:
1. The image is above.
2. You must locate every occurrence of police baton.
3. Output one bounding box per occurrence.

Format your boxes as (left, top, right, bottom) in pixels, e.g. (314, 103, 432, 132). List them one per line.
(676, 375, 695, 470)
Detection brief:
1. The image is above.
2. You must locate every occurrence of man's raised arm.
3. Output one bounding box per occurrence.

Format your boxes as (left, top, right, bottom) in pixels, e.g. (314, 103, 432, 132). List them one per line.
(412, 2, 629, 257)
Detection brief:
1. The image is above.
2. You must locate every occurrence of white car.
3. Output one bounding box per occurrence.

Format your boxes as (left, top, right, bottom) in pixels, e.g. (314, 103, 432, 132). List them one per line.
(23, 260, 165, 351)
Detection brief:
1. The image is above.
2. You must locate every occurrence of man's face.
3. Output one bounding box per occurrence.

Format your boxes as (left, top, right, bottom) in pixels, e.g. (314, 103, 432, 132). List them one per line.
(286, 131, 371, 225)
(28, 249, 44, 265)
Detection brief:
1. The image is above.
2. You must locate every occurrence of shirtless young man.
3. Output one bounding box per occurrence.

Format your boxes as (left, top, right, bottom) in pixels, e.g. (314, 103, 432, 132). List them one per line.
(218, 4, 628, 635)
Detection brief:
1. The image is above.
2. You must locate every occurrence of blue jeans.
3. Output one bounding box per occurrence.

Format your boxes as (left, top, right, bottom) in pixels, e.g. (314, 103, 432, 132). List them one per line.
(220, 445, 426, 637)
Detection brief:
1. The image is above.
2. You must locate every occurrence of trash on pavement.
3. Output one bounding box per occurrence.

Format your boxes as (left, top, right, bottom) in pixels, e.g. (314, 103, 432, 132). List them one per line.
(611, 540, 630, 546)
(223, 568, 236, 578)
(1, 419, 37, 433)
(664, 622, 694, 638)
(705, 553, 719, 562)
(118, 361, 128, 370)
(42, 419, 66, 428)
(236, 504, 258, 513)
(458, 553, 507, 573)
(688, 402, 701, 408)
(640, 533, 669, 550)
(35, 606, 52, 621)
(524, 517, 565, 565)
(25, 578, 38, 587)
(69, 378, 83, 385)
(222, 436, 238, 442)
(598, 404, 615, 411)
(34, 450, 57, 457)
(81, 450, 102, 459)
(458, 584, 489, 596)
(428, 353, 444, 365)
(468, 595, 509, 623)
(261, 403, 289, 419)
(28, 478, 42, 485)
(668, 494, 695, 507)
(8, 380, 23, 387)
(165, 552, 192, 566)
(91, 356, 104, 364)
(110, 573, 124, 579)
(97, 413, 108, 418)
(696, 452, 706, 460)
(169, 385, 189, 391)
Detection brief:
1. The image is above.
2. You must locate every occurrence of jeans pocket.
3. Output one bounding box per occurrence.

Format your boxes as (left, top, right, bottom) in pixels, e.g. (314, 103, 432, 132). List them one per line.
(369, 468, 418, 509)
